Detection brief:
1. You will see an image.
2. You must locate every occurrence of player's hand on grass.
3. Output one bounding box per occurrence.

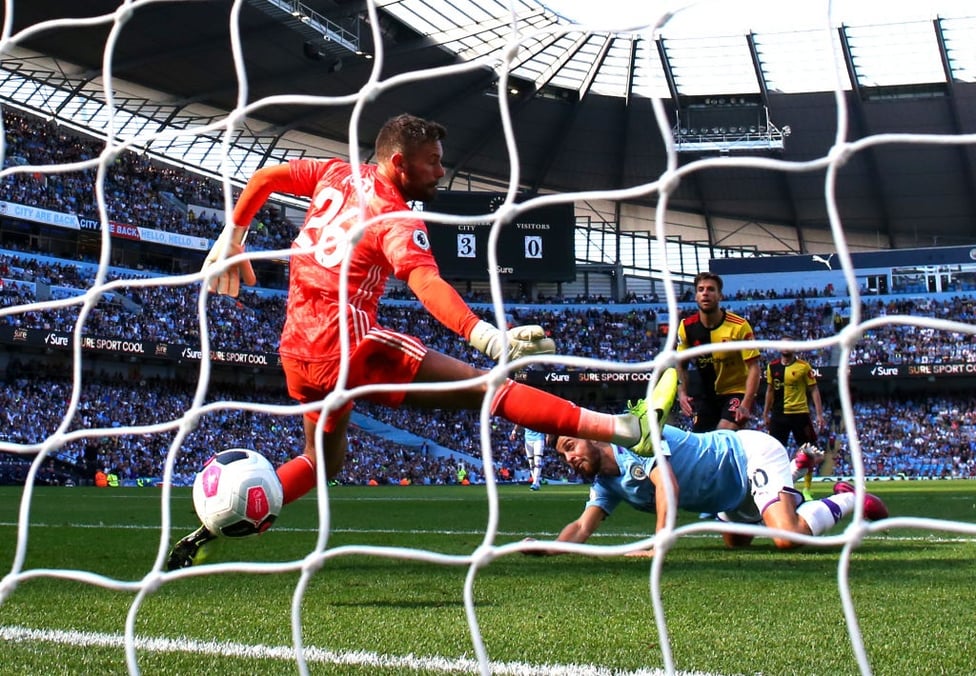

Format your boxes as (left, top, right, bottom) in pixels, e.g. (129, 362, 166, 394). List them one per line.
(203, 226, 256, 297)
(469, 320, 555, 362)
(520, 537, 549, 556)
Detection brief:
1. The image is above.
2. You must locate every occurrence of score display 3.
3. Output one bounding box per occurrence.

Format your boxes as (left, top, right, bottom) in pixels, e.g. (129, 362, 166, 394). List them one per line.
(417, 191, 576, 282)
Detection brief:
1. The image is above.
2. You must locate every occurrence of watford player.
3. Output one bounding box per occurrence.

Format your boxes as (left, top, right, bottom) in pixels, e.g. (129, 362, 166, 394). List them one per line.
(762, 343, 824, 449)
(676, 272, 761, 433)
(763, 343, 825, 499)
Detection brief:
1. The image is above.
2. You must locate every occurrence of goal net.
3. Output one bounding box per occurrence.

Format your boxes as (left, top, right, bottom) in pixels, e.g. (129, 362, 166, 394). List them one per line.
(2, 1, 975, 675)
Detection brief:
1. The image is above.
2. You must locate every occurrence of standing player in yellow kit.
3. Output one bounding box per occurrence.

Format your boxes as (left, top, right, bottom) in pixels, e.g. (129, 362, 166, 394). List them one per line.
(763, 342, 825, 499)
(676, 272, 761, 432)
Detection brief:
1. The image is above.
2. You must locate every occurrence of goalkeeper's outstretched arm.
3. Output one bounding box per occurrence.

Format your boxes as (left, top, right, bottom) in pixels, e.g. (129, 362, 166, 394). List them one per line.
(204, 164, 295, 297)
(406, 265, 555, 361)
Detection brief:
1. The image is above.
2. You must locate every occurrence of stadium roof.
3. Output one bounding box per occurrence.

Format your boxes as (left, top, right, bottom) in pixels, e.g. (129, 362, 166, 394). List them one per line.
(3, 1, 976, 250)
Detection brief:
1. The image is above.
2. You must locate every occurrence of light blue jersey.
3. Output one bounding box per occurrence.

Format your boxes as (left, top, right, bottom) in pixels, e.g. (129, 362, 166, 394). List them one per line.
(524, 428, 546, 443)
(586, 426, 750, 516)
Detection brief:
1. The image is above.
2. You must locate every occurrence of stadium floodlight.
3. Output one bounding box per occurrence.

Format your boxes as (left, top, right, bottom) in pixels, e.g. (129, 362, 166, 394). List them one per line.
(672, 99, 790, 154)
(672, 124, 788, 153)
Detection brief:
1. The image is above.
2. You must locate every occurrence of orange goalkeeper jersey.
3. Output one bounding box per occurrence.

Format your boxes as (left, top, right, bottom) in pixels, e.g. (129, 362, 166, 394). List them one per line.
(279, 158, 451, 362)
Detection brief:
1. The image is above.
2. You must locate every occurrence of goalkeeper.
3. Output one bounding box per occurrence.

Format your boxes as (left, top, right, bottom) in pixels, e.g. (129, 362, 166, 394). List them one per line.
(168, 113, 659, 569)
(533, 381, 887, 555)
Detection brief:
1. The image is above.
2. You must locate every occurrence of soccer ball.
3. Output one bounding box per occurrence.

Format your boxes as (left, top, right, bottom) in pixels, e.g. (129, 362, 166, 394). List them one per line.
(192, 448, 283, 538)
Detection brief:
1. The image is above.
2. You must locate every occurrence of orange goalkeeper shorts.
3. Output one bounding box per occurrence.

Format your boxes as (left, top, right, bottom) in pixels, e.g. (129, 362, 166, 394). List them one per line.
(280, 327, 428, 431)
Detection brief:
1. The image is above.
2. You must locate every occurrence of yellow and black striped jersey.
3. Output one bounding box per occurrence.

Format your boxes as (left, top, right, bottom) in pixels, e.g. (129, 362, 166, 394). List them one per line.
(766, 357, 817, 415)
(677, 311, 760, 396)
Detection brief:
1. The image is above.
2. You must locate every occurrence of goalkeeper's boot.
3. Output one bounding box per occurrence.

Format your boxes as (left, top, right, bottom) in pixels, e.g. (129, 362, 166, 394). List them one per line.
(795, 443, 825, 471)
(166, 524, 218, 570)
(833, 481, 889, 520)
(627, 368, 678, 457)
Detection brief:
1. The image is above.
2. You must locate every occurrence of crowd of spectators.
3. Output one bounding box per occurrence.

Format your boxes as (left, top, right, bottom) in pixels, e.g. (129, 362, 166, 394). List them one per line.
(0, 365, 498, 488)
(2, 109, 294, 252)
(728, 284, 837, 301)
(847, 296, 976, 365)
(827, 395, 976, 479)
(6, 106, 976, 369)
(2, 360, 976, 488)
(6, 247, 976, 372)
(4, 107, 976, 488)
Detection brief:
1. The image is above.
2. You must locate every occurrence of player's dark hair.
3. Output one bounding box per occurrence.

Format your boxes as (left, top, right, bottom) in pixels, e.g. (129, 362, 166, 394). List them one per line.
(375, 113, 447, 160)
(693, 271, 723, 292)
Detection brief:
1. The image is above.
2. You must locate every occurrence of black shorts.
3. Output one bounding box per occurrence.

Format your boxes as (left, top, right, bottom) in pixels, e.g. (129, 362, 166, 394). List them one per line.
(692, 393, 744, 432)
(768, 413, 817, 449)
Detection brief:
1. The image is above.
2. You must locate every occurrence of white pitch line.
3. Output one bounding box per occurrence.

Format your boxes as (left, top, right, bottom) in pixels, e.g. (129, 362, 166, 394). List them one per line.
(0, 625, 711, 676)
(2, 521, 976, 543)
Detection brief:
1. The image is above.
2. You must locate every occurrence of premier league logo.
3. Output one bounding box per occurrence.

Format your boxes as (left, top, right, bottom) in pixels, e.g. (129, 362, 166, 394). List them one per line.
(413, 229, 431, 250)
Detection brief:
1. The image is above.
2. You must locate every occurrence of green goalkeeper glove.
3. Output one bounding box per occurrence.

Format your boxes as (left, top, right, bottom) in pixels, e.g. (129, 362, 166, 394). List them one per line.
(468, 320, 556, 362)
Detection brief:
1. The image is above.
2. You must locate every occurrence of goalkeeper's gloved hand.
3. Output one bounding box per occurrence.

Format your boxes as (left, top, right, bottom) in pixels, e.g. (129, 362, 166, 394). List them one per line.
(202, 226, 256, 297)
(468, 319, 556, 362)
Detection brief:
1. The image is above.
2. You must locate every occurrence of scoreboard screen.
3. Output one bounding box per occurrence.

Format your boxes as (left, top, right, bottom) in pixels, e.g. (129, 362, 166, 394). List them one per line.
(418, 191, 576, 282)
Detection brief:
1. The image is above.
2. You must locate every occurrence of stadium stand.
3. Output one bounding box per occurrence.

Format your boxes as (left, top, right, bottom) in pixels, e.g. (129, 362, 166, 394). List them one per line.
(3, 107, 976, 488)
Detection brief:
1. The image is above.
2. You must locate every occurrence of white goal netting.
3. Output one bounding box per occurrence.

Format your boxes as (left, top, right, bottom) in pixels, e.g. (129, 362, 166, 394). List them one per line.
(2, 1, 976, 675)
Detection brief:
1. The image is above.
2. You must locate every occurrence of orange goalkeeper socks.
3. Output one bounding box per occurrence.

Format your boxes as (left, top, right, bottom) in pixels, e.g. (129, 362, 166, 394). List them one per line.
(491, 380, 623, 443)
(276, 455, 316, 504)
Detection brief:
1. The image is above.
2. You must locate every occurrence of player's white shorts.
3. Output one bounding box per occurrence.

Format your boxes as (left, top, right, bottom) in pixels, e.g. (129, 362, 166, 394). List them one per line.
(718, 429, 801, 524)
(525, 438, 544, 458)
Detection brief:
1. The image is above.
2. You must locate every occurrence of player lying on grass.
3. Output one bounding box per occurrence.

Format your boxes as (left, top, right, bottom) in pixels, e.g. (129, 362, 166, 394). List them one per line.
(166, 113, 661, 570)
(532, 386, 887, 555)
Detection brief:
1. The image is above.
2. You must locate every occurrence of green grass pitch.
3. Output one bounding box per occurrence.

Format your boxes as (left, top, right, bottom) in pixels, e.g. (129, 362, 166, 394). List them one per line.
(2, 481, 976, 675)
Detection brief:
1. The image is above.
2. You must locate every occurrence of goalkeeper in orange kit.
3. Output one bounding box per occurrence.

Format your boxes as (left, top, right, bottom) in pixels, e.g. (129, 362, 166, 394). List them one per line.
(167, 113, 661, 569)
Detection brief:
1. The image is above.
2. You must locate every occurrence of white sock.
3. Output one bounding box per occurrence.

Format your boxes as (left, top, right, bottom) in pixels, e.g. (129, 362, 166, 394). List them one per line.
(796, 493, 855, 535)
(613, 413, 641, 446)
